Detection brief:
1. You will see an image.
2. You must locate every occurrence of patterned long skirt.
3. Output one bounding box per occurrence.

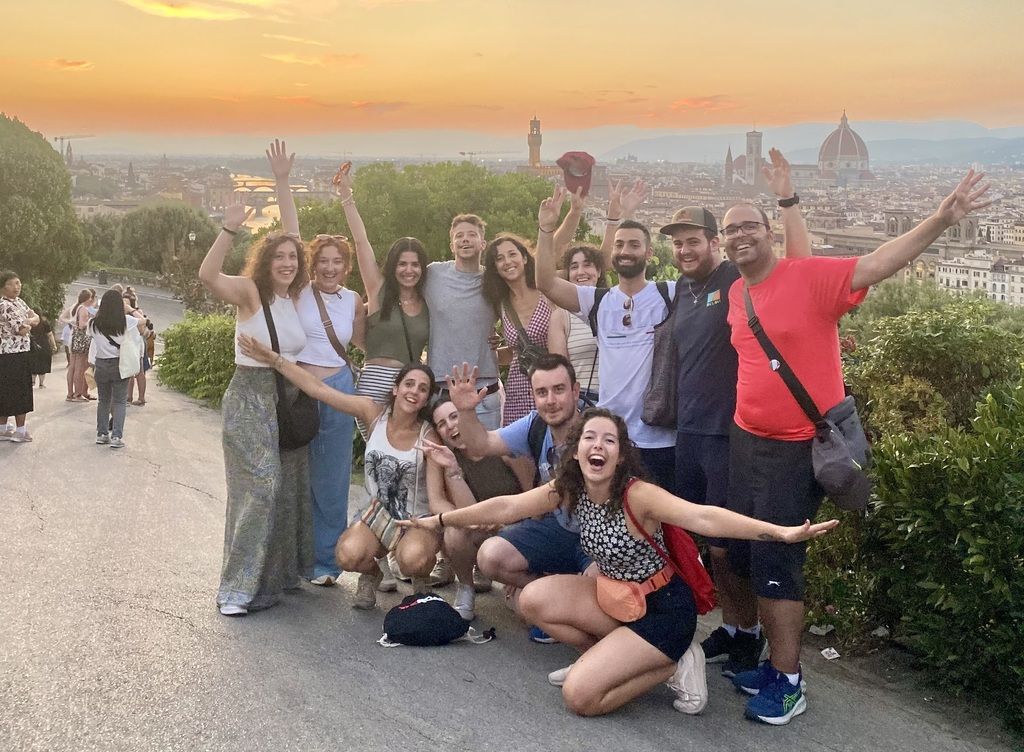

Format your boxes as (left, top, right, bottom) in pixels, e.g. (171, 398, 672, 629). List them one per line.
(218, 366, 313, 611)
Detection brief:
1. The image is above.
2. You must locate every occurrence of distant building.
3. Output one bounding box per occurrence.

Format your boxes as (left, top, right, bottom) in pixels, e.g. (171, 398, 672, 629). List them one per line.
(528, 116, 542, 168)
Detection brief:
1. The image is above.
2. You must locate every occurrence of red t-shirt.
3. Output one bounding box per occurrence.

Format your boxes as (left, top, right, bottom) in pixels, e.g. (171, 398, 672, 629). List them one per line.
(728, 256, 866, 441)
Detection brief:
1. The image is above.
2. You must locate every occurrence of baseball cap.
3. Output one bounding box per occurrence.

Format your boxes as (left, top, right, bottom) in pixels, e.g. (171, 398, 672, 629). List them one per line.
(659, 207, 718, 236)
(556, 152, 596, 197)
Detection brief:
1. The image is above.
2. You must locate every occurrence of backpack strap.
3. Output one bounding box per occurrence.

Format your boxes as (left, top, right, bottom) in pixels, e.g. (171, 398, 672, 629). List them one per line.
(587, 287, 610, 337)
(621, 478, 682, 580)
(526, 412, 548, 487)
(655, 280, 673, 312)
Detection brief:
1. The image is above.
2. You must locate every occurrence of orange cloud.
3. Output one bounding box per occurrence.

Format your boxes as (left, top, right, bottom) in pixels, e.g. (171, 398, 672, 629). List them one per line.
(669, 96, 737, 112)
(262, 52, 365, 66)
(46, 59, 95, 72)
(114, 0, 253, 21)
(262, 33, 328, 46)
(351, 100, 409, 113)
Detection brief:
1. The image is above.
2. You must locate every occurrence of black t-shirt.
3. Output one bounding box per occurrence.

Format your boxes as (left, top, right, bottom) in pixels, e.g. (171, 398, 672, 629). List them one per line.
(672, 260, 741, 436)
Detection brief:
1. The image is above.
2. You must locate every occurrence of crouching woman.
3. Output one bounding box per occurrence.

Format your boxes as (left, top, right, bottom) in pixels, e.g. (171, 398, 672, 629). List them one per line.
(398, 408, 836, 718)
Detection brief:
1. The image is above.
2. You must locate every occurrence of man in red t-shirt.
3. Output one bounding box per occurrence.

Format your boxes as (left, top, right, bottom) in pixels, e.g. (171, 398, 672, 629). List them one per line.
(720, 170, 991, 726)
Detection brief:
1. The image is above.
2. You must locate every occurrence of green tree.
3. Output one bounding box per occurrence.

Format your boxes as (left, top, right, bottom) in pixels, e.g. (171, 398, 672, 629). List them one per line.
(80, 214, 121, 265)
(0, 114, 86, 317)
(115, 203, 216, 273)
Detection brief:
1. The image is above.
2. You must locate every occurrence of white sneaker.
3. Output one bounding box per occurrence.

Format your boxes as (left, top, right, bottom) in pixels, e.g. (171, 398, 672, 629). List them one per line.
(668, 641, 708, 715)
(10, 431, 32, 443)
(548, 664, 574, 687)
(377, 557, 398, 592)
(219, 604, 248, 616)
(0, 428, 14, 441)
(429, 557, 454, 587)
(310, 574, 336, 586)
(453, 583, 475, 621)
(110, 437, 125, 449)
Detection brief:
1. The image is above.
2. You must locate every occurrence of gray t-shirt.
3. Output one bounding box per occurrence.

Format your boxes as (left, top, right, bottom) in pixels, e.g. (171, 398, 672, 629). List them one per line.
(423, 260, 498, 380)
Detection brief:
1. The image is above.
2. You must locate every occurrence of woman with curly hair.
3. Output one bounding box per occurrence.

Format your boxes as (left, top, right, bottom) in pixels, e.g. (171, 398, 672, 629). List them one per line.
(481, 233, 552, 426)
(399, 408, 836, 718)
(198, 140, 311, 617)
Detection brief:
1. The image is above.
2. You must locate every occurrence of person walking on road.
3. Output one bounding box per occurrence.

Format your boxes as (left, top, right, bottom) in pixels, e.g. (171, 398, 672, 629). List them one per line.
(89, 290, 148, 449)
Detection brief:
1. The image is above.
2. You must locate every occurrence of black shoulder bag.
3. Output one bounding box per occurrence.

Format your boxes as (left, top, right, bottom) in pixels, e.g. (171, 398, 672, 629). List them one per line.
(263, 301, 320, 451)
(641, 281, 679, 428)
(742, 287, 871, 511)
(502, 300, 547, 378)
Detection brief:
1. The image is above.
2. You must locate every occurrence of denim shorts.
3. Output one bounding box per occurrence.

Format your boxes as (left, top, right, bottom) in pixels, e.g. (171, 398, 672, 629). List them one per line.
(625, 576, 697, 662)
(497, 513, 591, 575)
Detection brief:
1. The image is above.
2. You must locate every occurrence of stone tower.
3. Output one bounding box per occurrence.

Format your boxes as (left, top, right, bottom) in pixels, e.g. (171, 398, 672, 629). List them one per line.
(724, 145, 734, 186)
(744, 129, 762, 187)
(528, 116, 542, 167)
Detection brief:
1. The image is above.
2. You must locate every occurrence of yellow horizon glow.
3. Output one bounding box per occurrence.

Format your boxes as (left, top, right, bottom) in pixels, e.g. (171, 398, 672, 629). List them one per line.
(3, 0, 1023, 138)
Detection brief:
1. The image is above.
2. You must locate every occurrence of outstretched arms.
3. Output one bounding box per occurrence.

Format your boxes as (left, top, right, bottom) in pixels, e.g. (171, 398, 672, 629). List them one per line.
(851, 170, 991, 291)
(267, 140, 299, 239)
(762, 148, 811, 259)
(396, 483, 561, 533)
(199, 200, 257, 311)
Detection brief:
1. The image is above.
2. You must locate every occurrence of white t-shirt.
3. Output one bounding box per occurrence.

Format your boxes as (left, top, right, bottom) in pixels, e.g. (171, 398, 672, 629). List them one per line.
(295, 285, 357, 368)
(89, 315, 140, 359)
(575, 282, 676, 449)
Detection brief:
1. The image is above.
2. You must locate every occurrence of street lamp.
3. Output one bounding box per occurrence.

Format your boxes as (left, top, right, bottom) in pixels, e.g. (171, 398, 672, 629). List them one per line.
(188, 231, 197, 245)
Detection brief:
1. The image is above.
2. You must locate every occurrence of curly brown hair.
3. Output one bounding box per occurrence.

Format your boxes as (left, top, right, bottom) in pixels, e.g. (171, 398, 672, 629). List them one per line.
(243, 233, 309, 303)
(555, 407, 647, 517)
(307, 234, 352, 280)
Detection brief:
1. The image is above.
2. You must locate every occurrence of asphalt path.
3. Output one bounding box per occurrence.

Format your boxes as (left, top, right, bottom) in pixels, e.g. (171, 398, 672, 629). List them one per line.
(2, 345, 1016, 751)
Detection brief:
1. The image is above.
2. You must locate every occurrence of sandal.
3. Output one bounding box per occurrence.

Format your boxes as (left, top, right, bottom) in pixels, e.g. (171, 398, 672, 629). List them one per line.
(132, 400, 146, 406)
(83, 394, 96, 400)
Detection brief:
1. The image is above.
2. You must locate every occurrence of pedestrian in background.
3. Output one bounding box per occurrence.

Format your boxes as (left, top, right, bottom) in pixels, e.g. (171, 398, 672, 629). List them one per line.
(0, 270, 39, 443)
(89, 290, 147, 449)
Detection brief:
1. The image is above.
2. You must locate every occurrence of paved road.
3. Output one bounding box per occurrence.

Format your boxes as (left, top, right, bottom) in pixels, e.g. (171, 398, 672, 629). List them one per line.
(1, 374, 1016, 752)
(66, 280, 186, 335)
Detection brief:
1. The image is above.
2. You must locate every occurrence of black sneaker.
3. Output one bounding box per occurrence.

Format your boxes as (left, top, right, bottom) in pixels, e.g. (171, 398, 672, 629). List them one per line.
(721, 630, 766, 678)
(700, 626, 734, 664)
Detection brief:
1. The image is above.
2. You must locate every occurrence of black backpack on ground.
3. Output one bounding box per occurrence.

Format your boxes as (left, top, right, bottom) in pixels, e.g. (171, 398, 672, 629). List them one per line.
(378, 593, 496, 647)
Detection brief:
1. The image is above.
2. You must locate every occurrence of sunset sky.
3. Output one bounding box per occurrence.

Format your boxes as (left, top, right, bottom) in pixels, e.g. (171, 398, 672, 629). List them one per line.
(3, 0, 1023, 154)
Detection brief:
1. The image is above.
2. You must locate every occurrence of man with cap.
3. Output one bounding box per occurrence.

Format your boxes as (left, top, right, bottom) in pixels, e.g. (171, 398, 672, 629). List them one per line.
(722, 169, 990, 726)
(663, 149, 812, 682)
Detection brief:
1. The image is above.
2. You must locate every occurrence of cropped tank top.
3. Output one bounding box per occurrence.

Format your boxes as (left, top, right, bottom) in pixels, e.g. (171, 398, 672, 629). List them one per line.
(295, 285, 358, 367)
(363, 410, 431, 520)
(577, 490, 666, 582)
(234, 294, 306, 367)
(364, 306, 429, 363)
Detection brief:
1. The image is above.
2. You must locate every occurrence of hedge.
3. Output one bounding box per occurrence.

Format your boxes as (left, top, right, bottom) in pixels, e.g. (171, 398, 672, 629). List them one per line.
(156, 313, 236, 406)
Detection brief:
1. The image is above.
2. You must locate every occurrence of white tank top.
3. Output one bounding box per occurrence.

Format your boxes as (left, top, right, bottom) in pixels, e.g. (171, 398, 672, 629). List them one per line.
(234, 294, 307, 367)
(295, 285, 357, 368)
(363, 410, 430, 520)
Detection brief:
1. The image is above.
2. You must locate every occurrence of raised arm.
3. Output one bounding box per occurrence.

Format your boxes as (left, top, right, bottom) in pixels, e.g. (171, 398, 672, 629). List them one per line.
(763, 148, 811, 259)
(553, 187, 586, 255)
(536, 186, 583, 313)
(267, 139, 299, 238)
(350, 295, 367, 351)
(199, 201, 258, 311)
(851, 170, 991, 291)
(334, 163, 385, 311)
(397, 483, 560, 533)
(600, 179, 646, 266)
(237, 333, 381, 426)
(446, 363, 513, 456)
(547, 306, 570, 359)
(630, 480, 838, 544)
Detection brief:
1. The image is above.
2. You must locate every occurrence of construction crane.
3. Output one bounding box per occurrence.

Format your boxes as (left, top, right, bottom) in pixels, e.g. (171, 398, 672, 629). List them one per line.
(53, 134, 95, 153)
(459, 150, 516, 160)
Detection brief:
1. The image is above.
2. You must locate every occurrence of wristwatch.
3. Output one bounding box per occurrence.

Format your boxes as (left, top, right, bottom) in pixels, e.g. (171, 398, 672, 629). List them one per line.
(777, 194, 800, 208)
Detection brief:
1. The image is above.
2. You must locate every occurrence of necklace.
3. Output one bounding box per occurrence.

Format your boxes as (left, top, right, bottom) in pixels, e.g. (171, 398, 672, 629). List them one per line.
(685, 263, 721, 305)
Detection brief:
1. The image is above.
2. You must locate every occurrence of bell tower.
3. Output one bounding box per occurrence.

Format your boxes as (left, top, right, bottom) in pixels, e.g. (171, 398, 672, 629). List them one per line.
(528, 116, 542, 167)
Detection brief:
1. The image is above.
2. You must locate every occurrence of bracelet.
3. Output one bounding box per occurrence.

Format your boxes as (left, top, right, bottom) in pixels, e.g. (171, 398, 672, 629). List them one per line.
(438, 513, 445, 529)
(340, 195, 355, 207)
(272, 354, 284, 369)
(777, 194, 800, 208)
(539, 226, 556, 234)
(446, 471, 464, 482)
(221, 226, 238, 236)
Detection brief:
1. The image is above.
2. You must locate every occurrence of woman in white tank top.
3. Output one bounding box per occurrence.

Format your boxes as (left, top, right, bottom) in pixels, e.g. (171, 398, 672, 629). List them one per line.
(237, 334, 451, 613)
(198, 140, 311, 618)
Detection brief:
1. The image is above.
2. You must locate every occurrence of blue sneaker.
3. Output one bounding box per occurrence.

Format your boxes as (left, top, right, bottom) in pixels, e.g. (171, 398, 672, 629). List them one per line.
(528, 626, 558, 644)
(744, 669, 807, 725)
(732, 661, 805, 696)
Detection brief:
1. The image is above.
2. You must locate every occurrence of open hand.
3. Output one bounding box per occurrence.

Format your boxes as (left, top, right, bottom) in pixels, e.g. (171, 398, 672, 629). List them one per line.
(778, 518, 839, 544)
(763, 148, 795, 199)
(619, 179, 647, 218)
(223, 199, 253, 232)
(237, 333, 275, 364)
(266, 139, 295, 181)
(446, 362, 487, 412)
(935, 169, 992, 228)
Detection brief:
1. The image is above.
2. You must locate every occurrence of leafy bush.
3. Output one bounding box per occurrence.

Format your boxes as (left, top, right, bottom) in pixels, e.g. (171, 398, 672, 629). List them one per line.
(156, 313, 235, 406)
(867, 382, 1024, 731)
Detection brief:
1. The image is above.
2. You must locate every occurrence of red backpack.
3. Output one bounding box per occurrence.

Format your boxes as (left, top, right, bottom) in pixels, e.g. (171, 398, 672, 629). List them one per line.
(622, 478, 717, 615)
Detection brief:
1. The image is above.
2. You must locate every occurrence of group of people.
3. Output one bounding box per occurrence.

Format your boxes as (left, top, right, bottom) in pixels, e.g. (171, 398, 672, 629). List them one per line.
(0, 276, 157, 448)
(200, 140, 991, 726)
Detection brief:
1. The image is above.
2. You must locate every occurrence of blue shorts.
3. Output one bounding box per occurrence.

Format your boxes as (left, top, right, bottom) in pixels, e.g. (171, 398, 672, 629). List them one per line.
(626, 576, 697, 662)
(498, 513, 591, 576)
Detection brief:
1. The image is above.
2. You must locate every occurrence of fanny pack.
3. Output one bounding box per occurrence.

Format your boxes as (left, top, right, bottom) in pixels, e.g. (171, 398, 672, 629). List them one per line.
(743, 287, 871, 511)
(595, 565, 673, 623)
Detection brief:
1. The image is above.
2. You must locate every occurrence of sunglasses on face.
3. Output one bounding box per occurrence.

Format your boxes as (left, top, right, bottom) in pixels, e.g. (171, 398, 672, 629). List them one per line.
(622, 296, 634, 327)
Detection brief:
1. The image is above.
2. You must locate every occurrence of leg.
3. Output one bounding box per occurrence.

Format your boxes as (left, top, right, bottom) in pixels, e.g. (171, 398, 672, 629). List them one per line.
(66, 356, 74, 398)
(444, 527, 486, 587)
(136, 370, 146, 402)
(335, 521, 385, 575)
(758, 598, 804, 673)
(109, 376, 129, 439)
(395, 527, 441, 579)
(518, 574, 619, 652)
(127, 375, 135, 403)
(95, 368, 112, 437)
(476, 535, 537, 589)
(561, 629, 677, 717)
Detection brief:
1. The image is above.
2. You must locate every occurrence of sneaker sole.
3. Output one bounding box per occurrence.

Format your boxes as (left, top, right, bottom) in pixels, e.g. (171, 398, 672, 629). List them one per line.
(670, 643, 709, 715)
(746, 694, 807, 725)
(739, 678, 807, 696)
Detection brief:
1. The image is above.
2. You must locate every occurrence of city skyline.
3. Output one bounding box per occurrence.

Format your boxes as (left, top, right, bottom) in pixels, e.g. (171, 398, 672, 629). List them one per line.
(4, 0, 1024, 157)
